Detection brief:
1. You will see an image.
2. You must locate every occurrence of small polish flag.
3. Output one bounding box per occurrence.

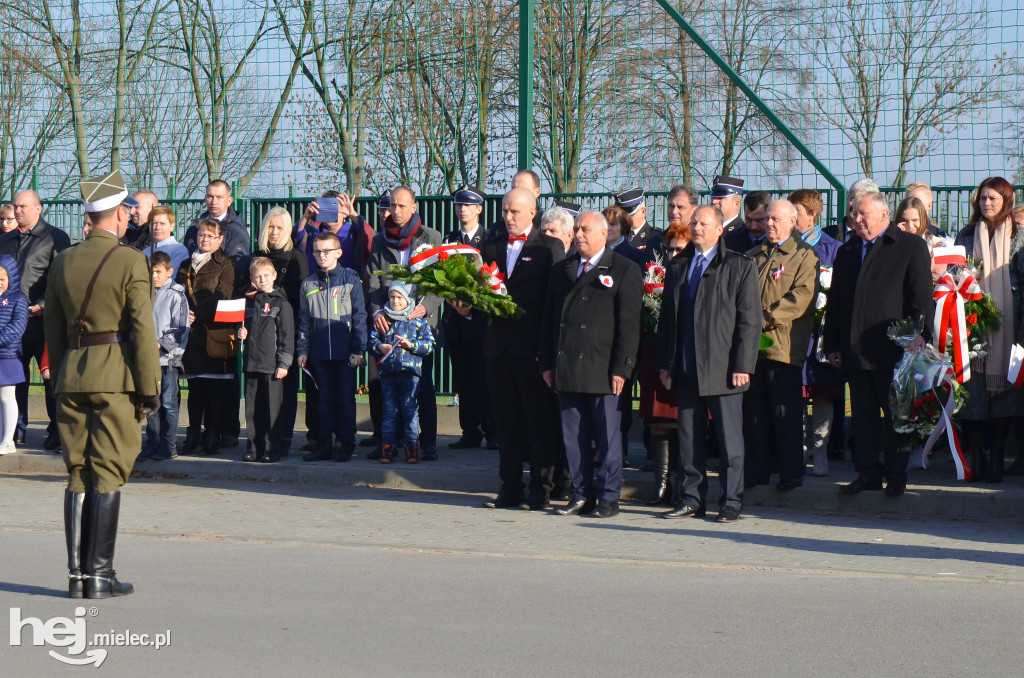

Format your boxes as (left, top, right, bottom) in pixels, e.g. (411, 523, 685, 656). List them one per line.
(932, 245, 967, 267)
(1008, 344, 1024, 388)
(214, 298, 246, 324)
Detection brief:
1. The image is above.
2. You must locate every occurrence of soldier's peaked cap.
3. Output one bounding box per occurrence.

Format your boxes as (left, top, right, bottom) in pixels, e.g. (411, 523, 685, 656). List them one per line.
(81, 168, 132, 212)
(553, 199, 582, 217)
(614, 187, 645, 214)
(377, 190, 392, 210)
(453, 185, 484, 205)
(710, 175, 744, 198)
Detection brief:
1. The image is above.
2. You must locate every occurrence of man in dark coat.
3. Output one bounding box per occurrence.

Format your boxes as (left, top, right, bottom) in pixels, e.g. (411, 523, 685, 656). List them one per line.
(540, 211, 642, 518)
(121, 189, 158, 251)
(724, 191, 770, 253)
(656, 205, 760, 523)
(366, 186, 443, 460)
(823, 192, 933, 496)
(443, 184, 497, 449)
(616, 187, 660, 250)
(0, 189, 71, 448)
(480, 187, 566, 510)
(182, 179, 251, 264)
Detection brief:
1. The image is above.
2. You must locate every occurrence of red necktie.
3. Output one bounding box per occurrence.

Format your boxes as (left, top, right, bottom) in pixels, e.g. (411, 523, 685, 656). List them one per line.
(508, 234, 528, 243)
(583, 262, 592, 273)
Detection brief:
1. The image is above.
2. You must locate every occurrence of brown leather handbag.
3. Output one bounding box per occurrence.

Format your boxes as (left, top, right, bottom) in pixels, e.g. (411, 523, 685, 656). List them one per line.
(184, 267, 239, 360)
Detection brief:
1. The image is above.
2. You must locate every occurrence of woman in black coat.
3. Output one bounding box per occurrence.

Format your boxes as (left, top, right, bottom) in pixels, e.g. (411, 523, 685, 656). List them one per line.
(177, 218, 237, 456)
(251, 207, 308, 456)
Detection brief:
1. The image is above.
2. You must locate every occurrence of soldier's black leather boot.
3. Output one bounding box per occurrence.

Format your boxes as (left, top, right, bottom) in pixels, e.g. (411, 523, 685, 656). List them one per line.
(64, 491, 85, 598)
(82, 492, 134, 599)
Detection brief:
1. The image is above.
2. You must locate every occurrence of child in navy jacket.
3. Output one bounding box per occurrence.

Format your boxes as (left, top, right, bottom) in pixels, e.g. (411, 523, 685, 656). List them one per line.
(369, 281, 434, 463)
(0, 254, 27, 455)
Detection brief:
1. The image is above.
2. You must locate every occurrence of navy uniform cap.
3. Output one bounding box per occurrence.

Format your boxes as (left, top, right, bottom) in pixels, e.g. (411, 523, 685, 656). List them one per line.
(614, 187, 645, 215)
(377, 190, 391, 210)
(553, 199, 582, 217)
(710, 175, 744, 198)
(453, 185, 484, 206)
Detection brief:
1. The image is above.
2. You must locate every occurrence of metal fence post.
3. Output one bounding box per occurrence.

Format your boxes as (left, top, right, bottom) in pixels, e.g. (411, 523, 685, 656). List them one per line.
(518, 0, 534, 171)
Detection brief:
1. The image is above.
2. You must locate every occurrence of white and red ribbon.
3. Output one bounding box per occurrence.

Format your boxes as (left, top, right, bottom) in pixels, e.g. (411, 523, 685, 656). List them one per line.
(920, 364, 972, 480)
(408, 244, 483, 273)
(932, 270, 982, 383)
(479, 261, 507, 295)
(1007, 343, 1024, 388)
(931, 245, 968, 267)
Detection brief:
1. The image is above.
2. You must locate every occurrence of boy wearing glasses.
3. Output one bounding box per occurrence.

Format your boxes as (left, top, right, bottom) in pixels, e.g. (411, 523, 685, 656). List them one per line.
(296, 232, 367, 462)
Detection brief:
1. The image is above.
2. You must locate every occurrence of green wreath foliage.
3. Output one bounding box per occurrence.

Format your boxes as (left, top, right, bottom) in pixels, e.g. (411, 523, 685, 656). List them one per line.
(375, 254, 523, 319)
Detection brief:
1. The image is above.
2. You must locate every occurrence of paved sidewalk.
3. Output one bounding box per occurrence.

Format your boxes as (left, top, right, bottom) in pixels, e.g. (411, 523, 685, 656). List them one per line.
(3, 423, 1023, 519)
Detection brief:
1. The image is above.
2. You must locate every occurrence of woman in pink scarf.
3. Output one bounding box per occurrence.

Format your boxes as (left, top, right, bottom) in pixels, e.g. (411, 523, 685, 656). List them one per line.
(953, 177, 1024, 483)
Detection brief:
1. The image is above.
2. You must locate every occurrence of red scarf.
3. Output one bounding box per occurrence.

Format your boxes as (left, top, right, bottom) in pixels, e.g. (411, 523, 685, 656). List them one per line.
(383, 214, 422, 251)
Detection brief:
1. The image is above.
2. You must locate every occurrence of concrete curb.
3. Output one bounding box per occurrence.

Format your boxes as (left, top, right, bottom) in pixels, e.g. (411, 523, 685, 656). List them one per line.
(4, 445, 1023, 520)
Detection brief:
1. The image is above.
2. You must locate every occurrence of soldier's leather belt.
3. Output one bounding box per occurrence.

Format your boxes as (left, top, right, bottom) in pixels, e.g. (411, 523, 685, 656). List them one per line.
(74, 331, 128, 349)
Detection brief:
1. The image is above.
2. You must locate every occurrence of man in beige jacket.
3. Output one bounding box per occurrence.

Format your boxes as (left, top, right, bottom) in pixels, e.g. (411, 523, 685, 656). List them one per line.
(743, 200, 819, 490)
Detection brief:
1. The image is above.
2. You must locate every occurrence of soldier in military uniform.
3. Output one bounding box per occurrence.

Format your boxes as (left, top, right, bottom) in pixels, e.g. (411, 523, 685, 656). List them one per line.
(44, 169, 162, 599)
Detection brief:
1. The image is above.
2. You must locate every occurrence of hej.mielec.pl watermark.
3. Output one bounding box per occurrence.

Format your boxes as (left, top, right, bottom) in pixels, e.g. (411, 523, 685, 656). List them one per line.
(10, 606, 171, 667)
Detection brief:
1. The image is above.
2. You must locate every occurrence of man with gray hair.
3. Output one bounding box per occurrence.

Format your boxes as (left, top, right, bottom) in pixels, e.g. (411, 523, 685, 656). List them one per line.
(540, 210, 642, 518)
(743, 200, 820, 491)
(823, 191, 933, 496)
(826, 178, 880, 241)
(541, 206, 575, 255)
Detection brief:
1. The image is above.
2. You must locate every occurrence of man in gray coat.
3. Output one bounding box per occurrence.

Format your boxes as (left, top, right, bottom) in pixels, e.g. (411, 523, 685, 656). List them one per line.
(656, 206, 761, 523)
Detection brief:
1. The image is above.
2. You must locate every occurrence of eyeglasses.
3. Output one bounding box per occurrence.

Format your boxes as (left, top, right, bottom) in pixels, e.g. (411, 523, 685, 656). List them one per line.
(1, 217, 15, 222)
(197, 232, 222, 240)
(313, 248, 340, 257)
(666, 246, 686, 254)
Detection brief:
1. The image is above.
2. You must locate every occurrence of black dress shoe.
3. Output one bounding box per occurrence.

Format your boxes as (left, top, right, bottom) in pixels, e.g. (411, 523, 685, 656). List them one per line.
(591, 500, 620, 518)
(201, 437, 221, 456)
(241, 448, 259, 462)
(483, 493, 524, 509)
(839, 476, 883, 495)
(518, 495, 552, 511)
(716, 506, 741, 523)
(43, 431, 61, 450)
(555, 498, 596, 516)
(366, 447, 383, 460)
(302, 446, 333, 462)
(220, 435, 239, 448)
(259, 454, 274, 463)
(359, 436, 379, 448)
(662, 505, 705, 519)
(776, 478, 803, 491)
(332, 442, 354, 462)
(420, 445, 438, 462)
(448, 436, 482, 449)
(884, 480, 907, 496)
(299, 440, 322, 452)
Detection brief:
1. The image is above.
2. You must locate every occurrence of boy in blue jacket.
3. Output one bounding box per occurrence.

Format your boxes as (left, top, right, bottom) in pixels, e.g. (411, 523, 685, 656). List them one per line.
(296, 233, 367, 462)
(370, 281, 434, 463)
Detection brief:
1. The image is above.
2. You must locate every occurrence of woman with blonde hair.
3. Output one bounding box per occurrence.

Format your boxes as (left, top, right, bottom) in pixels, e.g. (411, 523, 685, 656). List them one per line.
(251, 206, 308, 457)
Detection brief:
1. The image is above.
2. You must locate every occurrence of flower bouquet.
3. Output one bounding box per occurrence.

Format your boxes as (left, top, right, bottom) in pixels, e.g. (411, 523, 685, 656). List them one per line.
(813, 264, 832, 329)
(376, 244, 522, 318)
(641, 255, 667, 334)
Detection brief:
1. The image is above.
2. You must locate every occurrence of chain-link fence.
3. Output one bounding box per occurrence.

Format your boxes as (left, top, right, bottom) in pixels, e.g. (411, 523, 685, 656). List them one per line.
(1, 1, 1021, 211)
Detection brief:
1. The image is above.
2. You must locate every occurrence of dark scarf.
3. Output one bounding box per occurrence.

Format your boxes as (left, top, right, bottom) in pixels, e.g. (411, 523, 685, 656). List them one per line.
(383, 213, 422, 251)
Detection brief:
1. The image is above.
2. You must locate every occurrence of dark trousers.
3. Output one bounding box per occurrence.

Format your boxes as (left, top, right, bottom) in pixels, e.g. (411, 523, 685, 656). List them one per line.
(848, 369, 911, 483)
(676, 376, 745, 510)
(448, 338, 495, 441)
(743, 359, 804, 485)
(271, 361, 300, 443)
(245, 373, 284, 456)
(145, 366, 180, 457)
(223, 371, 241, 439)
(187, 377, 234, 440)
(366, 356, 381, 439)
(381, 372, 420, 447)
(558, 392, 623, 503)
(17, 320, 55, 437)
(313, 360, 357, 447)
(486, 355, 559, 499)
(415, 352, 437, 448)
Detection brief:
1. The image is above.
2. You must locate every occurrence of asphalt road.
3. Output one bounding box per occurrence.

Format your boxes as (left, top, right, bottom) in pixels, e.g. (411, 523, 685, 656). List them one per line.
(2, 473, 1022, 676)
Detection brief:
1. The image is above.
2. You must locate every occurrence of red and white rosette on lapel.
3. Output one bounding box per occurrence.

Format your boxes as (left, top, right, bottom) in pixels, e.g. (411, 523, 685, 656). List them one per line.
(408, 243, 483, 272)
(931, 245, 982, 384)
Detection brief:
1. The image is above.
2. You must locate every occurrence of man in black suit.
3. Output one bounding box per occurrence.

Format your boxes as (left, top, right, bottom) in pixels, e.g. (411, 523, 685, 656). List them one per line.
(443, 185, 497, 450)
(480, 187, 566, 510)
(710, 175, 745, 233)
(656, 206, 760, 523)
(541, 203, 578, 256)
(724, 191, 770, 253)
(823, 192, 933, 496)
(616, 187, 660, 250)
(540, 211, 643, 518)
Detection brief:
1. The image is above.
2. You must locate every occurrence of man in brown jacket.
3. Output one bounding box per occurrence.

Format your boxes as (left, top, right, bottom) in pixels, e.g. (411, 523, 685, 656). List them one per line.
(45, 169, 162, 599)
(743, 200, 819, 490)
